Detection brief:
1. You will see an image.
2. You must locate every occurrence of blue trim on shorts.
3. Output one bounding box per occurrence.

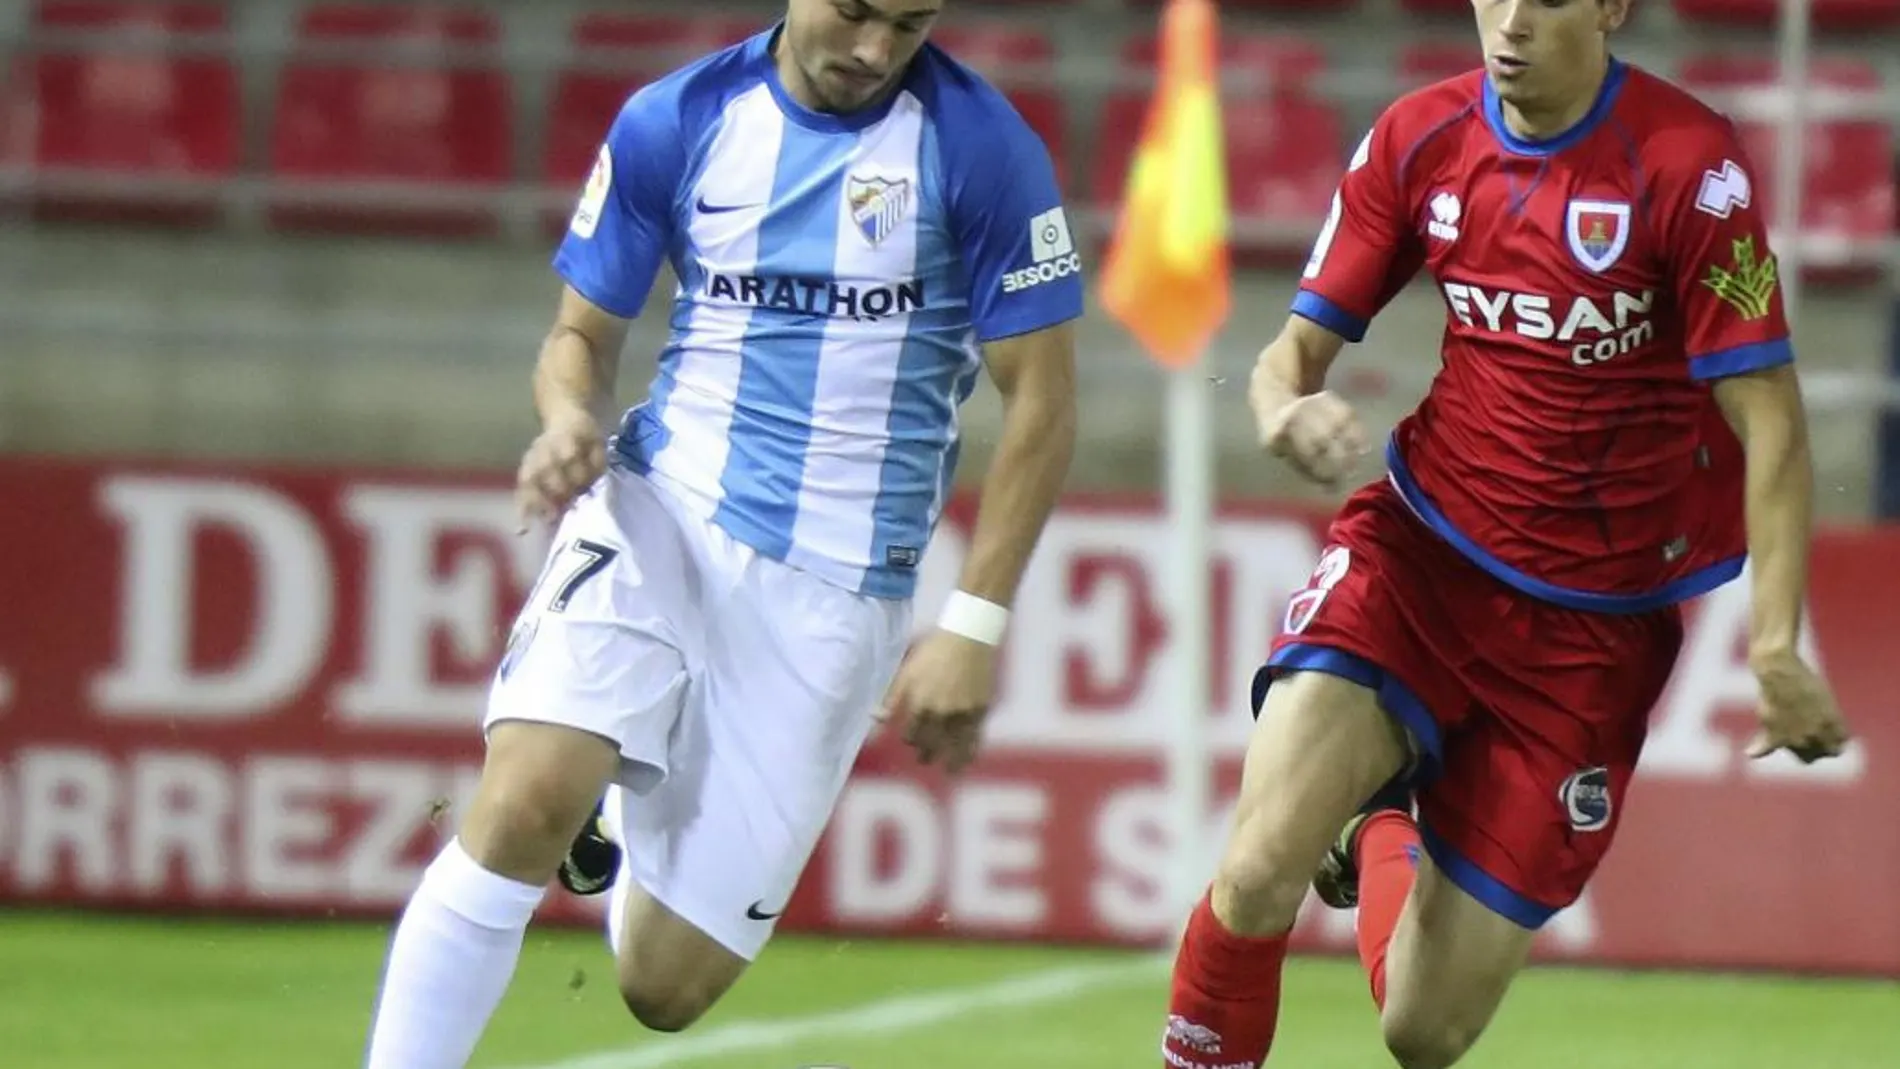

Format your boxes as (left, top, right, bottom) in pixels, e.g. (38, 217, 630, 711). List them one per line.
(1417, 821, 1559, 930)
(1258, 643, 1444, 785)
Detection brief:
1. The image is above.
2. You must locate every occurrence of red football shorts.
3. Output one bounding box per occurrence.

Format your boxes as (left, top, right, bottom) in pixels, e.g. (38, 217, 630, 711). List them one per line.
(1260, 479, 1684, 928)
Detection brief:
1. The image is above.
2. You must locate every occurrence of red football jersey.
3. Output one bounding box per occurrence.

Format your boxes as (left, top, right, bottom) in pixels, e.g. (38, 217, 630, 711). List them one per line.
(1296, 59, 1792, 612)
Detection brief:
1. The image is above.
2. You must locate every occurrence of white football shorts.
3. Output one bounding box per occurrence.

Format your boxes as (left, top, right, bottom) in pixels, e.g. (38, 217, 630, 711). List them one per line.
(485, 465, 912, 959)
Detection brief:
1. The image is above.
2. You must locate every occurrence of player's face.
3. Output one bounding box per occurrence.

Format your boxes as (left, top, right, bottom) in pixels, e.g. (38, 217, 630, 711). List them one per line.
(1473, 0, 1630, 118)
(782, 0, 941, 113)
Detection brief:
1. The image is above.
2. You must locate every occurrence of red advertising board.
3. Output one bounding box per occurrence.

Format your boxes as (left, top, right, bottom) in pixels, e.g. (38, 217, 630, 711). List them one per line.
(0, 457, 1894, 975)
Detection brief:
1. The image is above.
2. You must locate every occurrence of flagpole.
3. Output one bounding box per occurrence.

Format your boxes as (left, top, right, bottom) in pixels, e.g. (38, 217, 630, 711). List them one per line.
(1089, 0, 1227, 939)
(1164, 354, 1214, 926)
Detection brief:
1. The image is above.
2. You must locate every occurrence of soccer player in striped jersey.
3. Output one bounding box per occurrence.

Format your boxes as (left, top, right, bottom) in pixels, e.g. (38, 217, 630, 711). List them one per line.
(362, 3, 1081, 1065)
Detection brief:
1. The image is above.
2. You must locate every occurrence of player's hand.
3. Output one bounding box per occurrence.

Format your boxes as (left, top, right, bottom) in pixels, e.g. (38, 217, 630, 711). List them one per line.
(878, 630, 999, 775)
(515, 406, 607, 531)
(1746, 651, 1851, 764)
(1257, 390, 1370, 488)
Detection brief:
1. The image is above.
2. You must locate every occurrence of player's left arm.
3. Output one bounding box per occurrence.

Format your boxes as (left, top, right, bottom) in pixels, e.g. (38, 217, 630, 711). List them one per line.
(1713, 364, 1812, 663)
(960, 320, 1078, 607)
(883, 322, 1077, 772)
(1713, 364, 1846, 761)
(1658, 135, 1805, 662)
(939, 89, 1084, 623)
(1663, 131, 1847, 760)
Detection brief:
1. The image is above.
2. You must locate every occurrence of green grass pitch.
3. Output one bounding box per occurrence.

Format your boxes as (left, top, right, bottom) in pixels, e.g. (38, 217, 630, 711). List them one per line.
(2, 911, 1890, 1068)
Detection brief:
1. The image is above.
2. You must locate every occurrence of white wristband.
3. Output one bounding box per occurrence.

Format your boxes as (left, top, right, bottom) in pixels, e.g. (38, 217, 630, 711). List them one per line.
(937, 591, 1010, 646)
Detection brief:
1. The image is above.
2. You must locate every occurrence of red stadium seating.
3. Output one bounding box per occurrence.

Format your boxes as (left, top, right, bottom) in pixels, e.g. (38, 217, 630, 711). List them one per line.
(542, 17, 1069, 229)
(0, 66, 28, 173)
(1398, 41, 1484, 91)
(929, 23, 1066, 179)
(1396, 0, 1473, 16)
(1117, 32, 1331, 88)
(1672, 0, 1900, 30)
(1095, 33, 1342, 259)
(1127, 0, 1357, 10)
(1678, 55, 1893, 271)
(542, 12, 759, 223)
(270, 4, 511, 236)
(14, 1, 239, 224)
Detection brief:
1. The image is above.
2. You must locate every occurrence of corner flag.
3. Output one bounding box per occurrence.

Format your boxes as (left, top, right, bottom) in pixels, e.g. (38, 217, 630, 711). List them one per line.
(1098, 0, 1231, 369)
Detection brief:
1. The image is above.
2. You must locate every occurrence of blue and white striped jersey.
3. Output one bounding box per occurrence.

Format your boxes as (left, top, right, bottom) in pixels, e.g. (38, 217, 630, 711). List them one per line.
(554, 25, 1084, 600)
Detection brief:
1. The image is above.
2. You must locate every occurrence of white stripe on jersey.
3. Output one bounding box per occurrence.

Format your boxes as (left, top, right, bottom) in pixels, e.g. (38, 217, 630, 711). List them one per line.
(652, 85, 783, 533)
(785, 94, 925, 582)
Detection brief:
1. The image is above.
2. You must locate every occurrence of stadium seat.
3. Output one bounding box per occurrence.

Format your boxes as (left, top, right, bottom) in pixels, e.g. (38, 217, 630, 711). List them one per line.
(1396, 0, 1473, 16)
(1398, 41, 1484, 91)
(1671, 0, 1900, 31)
(1118, 32, 1332, 88)
(1678, 55, 1894, 272)
(270, 4, 511, 237)
(1126, 0, 1356, 10)
(0, 66, 28, 173)
(542, 13, 759, 228)
(13, 1, 239, 224)
(928, 23, 1066, 180)
(1095, 33, 1341, 260)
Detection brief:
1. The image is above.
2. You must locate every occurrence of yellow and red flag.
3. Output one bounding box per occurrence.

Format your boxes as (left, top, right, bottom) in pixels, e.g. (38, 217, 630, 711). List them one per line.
(1098, 0, 1231, 369)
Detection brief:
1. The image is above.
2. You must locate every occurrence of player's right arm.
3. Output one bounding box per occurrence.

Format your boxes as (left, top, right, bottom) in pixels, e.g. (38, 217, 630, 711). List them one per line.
(1254, 110, 1423, 486)
(1251, 317, 1365, 487)
(517, 288, 631, 527)
(518, 87, 686, 527)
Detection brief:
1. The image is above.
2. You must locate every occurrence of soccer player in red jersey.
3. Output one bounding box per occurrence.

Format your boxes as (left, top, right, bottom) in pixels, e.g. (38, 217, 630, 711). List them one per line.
(1159, 4, 1854, 1069)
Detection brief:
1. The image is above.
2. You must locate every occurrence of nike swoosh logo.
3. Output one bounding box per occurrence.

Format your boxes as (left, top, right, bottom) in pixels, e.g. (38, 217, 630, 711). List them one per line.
(697, 197, 758, 215)
(745, 900, 783, 921)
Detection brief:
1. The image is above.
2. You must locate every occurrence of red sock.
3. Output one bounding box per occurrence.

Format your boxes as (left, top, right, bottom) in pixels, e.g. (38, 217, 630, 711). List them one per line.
(1163, 889, 1289, 1069)
(1354, 811, 1422, 1008)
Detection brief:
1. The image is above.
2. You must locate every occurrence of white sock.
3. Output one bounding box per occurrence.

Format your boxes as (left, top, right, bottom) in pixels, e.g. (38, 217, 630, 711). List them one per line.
(602, 785, 630, 956)
(363, 838, 547, 1069)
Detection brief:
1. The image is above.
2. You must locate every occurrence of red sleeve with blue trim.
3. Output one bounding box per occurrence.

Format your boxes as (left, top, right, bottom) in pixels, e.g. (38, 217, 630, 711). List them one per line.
(1291, 106, 1426, 344)
(1653, 128, 1794, 380)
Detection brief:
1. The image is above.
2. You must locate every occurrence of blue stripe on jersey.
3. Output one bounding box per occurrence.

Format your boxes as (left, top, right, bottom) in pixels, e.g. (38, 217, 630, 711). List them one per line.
(615, 112, 727, 472)
(618, 242, 700, 470)
(863, 335, 972, 596)
(863, 336, 964, 598)
(1688, 338, 1794, 380)
(618, 260, 701, 467)
(864, 124, 961, 598)
(936, 365, 981, 509)
(942, 361, 982, 494)
(713, 123, 849, 559)
(1291, 289, 1369, 343)
(1384, 436, 1745, 613)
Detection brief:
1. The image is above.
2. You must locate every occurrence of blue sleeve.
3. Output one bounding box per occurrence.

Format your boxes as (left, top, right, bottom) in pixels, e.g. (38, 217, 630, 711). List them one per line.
(551, 87, 685, 319)
(942, 93, 1084, 343)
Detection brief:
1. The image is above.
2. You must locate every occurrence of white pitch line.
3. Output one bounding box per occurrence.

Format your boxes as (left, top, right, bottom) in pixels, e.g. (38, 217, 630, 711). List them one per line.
(514, 954, 1170, 1069)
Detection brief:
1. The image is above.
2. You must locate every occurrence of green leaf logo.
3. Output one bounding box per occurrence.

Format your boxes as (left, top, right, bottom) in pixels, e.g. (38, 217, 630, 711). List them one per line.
(1701, 235, 1779, 321)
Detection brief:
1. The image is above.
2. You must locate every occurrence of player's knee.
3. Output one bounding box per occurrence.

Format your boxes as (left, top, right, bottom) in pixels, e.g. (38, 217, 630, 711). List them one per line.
(475, 772, 589, 849)
(1210, 812, 1320, 935)
(616, 971, 714, 1033)
(461, 724, 616, 875)
(1381, 1012, 1480, 1069)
